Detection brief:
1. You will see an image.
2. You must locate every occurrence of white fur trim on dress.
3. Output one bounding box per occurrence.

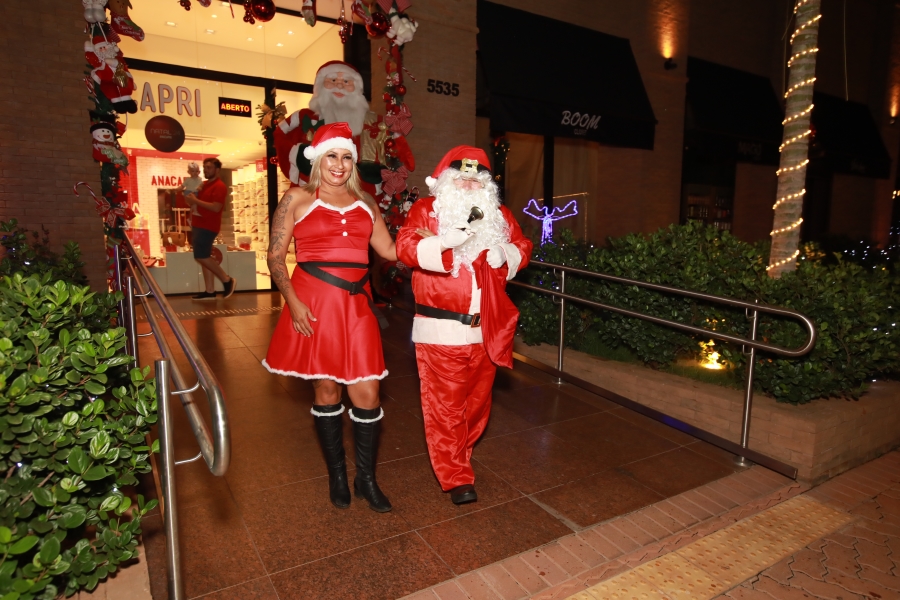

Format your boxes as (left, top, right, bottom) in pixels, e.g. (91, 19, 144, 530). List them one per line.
(417, 235, 448, 272)
(303, 137, 358, 164)
(262, 359, 388, 385)
(348, 406, 384, 423)
(310, 404, 345, 417)
(500, 243, 522, 280)
(295, 199, 375, 225)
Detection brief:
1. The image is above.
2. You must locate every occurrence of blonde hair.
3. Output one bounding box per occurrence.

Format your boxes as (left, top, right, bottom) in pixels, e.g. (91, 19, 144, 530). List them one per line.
(302, 152, 365, 199)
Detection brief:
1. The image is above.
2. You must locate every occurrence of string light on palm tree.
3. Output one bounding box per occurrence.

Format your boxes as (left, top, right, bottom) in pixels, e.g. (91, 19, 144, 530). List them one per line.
(768, 0, 821, 275)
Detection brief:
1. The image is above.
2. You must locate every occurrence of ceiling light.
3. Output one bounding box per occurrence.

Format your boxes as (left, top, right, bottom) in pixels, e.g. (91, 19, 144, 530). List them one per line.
(287, 30, 293, 35)
(257, 24, 263, 29)
(211, 14, 217, 18)
(166, 21, 176, 26)
(205, 29, 215, 34)
(220, 1, 229, 6)
(247, 37, 253, 41)
(276, 42, 283, 47)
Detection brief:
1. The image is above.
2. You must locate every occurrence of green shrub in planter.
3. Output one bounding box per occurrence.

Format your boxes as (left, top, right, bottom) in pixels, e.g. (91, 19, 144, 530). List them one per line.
(514, 223, 900, 404)
(0, 273, 158, 598)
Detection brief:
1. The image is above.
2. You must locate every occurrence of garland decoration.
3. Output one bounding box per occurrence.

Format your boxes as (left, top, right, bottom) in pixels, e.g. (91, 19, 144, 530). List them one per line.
(81, 4, 144, 288)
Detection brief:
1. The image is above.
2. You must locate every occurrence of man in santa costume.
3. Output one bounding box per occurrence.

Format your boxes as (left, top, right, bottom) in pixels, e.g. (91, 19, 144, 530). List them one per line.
(396, 146, 533, 504)
(274, 61, 385, 187)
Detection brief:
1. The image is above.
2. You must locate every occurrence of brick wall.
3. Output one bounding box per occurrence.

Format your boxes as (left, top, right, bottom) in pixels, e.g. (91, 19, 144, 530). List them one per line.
(0, 0, 108, 290)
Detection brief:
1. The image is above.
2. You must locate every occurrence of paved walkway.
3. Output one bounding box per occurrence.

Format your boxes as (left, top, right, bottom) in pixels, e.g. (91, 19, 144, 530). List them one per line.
(400, 451, 900, 600)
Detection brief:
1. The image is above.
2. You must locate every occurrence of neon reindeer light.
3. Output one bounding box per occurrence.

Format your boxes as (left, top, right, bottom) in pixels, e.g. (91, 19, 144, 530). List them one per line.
(523, 198, 579, 245)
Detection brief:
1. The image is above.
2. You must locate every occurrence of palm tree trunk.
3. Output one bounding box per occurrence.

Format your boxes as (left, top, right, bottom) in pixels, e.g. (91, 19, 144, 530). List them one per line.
(768, 0, 822, 278)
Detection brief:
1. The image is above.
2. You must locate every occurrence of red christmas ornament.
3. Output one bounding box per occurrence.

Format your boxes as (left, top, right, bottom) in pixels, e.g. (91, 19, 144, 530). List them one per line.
(180, 0, 192, 9)
(384, 138, 396, 150)
(395, 84, 407, 96)
(388, 105, 400, 115)
(250, 0, 276, 21)
(382, 92, 392, 102)
(366, 12, 390, 37)
(242, 1, 256, 24)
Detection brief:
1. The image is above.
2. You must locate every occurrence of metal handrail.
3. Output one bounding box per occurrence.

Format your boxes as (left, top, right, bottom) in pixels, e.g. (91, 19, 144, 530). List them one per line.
(115, 235, 231, 600)
(510, 260, 817, 478)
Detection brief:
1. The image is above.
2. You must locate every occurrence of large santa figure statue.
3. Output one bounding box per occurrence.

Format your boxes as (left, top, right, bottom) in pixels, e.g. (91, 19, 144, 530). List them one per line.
(395, 146, 533, 505)
(275, 61, 384, 187)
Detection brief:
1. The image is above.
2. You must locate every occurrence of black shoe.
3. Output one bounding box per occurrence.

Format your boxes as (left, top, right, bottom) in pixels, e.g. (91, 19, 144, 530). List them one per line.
(450, 484, 477, 505)
(312, 404, 351, 509)
(191, 291, 216, 301)
(350, 407, 392, 513)
(222, 277, 237, 299)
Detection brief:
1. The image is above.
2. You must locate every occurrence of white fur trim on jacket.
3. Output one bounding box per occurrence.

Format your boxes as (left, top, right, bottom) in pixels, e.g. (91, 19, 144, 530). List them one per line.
(411, 273, 482, 345)
(416, 235, 448, 272)
(499, 243, 522, 280)
(348, 407, 384, 423)
(262, 359, 388, 385)
(279, 110, 304, 134)
(288, 143, 301, 184)
(310, 404, 345, 417)
(303, 137, 358, 164)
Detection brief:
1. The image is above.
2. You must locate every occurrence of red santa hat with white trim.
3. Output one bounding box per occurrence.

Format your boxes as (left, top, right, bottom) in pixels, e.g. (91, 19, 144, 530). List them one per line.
(303, 122, 358, 163)
(313, 60, 364, 92)
(425, 145, 492, 188)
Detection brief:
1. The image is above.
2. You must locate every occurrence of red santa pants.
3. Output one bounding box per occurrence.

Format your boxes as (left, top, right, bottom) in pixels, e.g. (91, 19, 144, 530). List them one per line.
(415, 343, 497, 491)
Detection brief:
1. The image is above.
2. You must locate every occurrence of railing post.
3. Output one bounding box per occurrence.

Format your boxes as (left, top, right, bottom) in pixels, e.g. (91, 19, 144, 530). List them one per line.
(125, 276, 140, 369)
(557, 270, 566, 383)
(155, 360, 185, 600)
(113, 244, 127, 324)
(735, 301, 759, 468)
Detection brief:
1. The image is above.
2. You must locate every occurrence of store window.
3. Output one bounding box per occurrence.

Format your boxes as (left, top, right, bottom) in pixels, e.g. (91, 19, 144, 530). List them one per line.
(116, 3, 341, 292)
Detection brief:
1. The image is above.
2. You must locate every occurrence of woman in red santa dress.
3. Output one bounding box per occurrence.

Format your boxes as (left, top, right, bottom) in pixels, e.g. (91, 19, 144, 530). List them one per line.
(263, 122, 396, 512)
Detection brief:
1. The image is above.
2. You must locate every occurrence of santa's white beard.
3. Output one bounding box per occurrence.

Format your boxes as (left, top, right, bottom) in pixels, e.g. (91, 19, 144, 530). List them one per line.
(309, 90, 369, 136)
(431, 170, 510, 277)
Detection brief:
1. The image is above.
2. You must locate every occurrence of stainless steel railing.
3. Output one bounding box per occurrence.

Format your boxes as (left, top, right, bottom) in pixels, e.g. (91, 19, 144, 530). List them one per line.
(114, 236, 231, 600)
(509, 260, 816, 478)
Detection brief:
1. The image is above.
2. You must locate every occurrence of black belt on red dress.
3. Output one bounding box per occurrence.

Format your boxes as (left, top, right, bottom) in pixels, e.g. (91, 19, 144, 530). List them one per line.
(415, 303, 481, 328)
(298, 261, 388, 329)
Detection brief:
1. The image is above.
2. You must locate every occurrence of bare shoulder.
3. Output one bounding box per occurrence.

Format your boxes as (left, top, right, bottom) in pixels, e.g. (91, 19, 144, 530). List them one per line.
(277, 186, 315, 224)
(359, 191, 381, 220)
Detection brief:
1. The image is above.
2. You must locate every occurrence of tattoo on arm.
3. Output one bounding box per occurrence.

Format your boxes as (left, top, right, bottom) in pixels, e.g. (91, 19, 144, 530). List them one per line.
(268, 194, 295, 297)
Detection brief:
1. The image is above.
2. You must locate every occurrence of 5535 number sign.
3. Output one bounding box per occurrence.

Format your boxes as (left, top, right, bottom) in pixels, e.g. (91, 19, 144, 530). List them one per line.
(427, 79, 460, 96)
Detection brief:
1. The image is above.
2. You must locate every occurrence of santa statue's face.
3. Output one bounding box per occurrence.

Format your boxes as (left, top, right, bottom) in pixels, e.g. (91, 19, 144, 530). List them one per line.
(431, 169, 510, 276)
(94, 41, 120, 61)
(309, 69, 369, 137)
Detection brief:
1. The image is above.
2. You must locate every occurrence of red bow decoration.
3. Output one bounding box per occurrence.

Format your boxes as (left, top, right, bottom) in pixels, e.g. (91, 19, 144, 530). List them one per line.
(377, 0, 411, 12)
(384, 103, 413, 136)
(74, 182, 135, 228)
(381, 166, 409, 197)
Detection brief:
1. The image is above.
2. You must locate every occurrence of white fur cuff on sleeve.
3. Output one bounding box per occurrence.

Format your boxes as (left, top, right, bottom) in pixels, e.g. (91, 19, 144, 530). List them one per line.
(417, 235, 449, 272)
(500, 243, 522, 280)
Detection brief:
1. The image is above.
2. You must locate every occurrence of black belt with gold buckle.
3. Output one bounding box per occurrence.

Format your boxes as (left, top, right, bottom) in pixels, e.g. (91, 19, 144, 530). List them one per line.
(416, 303, 481, 328)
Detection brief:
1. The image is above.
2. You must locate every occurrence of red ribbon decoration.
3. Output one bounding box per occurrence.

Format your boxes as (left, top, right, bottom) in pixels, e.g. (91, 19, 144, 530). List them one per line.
(384, 103, 413, 136)
(376, 0, 393, 13)
(74, 182, 135, 228)
(381, 166, 409, 197)
(395, 0, 411, 12)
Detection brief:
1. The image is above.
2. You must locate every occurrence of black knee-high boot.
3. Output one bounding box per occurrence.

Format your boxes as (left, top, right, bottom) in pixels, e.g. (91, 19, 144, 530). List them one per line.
(349, 406, 392, 513)
(312, 403, 351, 509)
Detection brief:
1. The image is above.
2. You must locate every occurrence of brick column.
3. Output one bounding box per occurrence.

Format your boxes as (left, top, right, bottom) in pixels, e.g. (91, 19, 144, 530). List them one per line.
(0, 0, 108, 290)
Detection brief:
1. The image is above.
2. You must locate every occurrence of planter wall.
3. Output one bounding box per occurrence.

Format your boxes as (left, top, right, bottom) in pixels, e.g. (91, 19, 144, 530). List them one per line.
(514, 340, 900, 484)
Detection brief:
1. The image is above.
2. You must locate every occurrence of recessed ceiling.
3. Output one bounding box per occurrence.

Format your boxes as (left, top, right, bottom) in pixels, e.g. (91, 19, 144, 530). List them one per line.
(129, 0, 348, 58)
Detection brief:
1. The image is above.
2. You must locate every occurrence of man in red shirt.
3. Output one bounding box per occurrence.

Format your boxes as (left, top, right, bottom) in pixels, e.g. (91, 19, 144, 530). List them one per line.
(185, 157, 236, 300)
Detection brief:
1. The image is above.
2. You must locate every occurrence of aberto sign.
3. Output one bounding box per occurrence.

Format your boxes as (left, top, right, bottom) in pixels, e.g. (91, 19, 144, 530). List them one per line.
(218, 97, 252, 117)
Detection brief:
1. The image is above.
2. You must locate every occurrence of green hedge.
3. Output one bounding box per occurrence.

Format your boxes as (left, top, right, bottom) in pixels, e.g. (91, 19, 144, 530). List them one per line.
(514, 223, 900, 404)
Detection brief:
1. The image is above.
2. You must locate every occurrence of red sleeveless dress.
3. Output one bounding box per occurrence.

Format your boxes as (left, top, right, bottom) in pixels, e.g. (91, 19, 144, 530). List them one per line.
(262, 199, 387, 384)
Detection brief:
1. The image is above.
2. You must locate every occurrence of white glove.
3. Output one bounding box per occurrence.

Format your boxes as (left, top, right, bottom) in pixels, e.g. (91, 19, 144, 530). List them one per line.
(486, 245, 507, 268)
(439, 223, 471, 249)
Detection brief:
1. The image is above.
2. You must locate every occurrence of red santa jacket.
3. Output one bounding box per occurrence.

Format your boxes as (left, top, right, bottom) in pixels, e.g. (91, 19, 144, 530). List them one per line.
(396, 197, 533, 353)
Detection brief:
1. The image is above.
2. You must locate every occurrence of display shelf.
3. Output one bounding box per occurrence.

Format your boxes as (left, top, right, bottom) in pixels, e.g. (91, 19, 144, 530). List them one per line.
(681, 184, 733, 231)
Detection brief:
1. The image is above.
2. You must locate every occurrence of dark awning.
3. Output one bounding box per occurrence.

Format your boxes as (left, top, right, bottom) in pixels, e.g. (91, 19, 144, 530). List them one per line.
(685, 57, 784, 165)
(477, 0, 656, 149)
(810, 92, 891, 178)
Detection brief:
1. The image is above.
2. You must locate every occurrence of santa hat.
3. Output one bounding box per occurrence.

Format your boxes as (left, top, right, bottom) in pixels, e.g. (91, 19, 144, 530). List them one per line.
(313, 61, 364, 91)
(302, 122, 358, 164)
(425, 146, 492, 188)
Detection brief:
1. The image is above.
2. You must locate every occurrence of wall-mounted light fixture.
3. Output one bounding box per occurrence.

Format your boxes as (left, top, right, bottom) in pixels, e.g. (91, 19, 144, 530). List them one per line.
(664, 57, 677, 70)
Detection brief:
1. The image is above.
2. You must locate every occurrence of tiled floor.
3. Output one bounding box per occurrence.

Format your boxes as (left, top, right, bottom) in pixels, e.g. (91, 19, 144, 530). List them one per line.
(136, 292, 747, 600)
